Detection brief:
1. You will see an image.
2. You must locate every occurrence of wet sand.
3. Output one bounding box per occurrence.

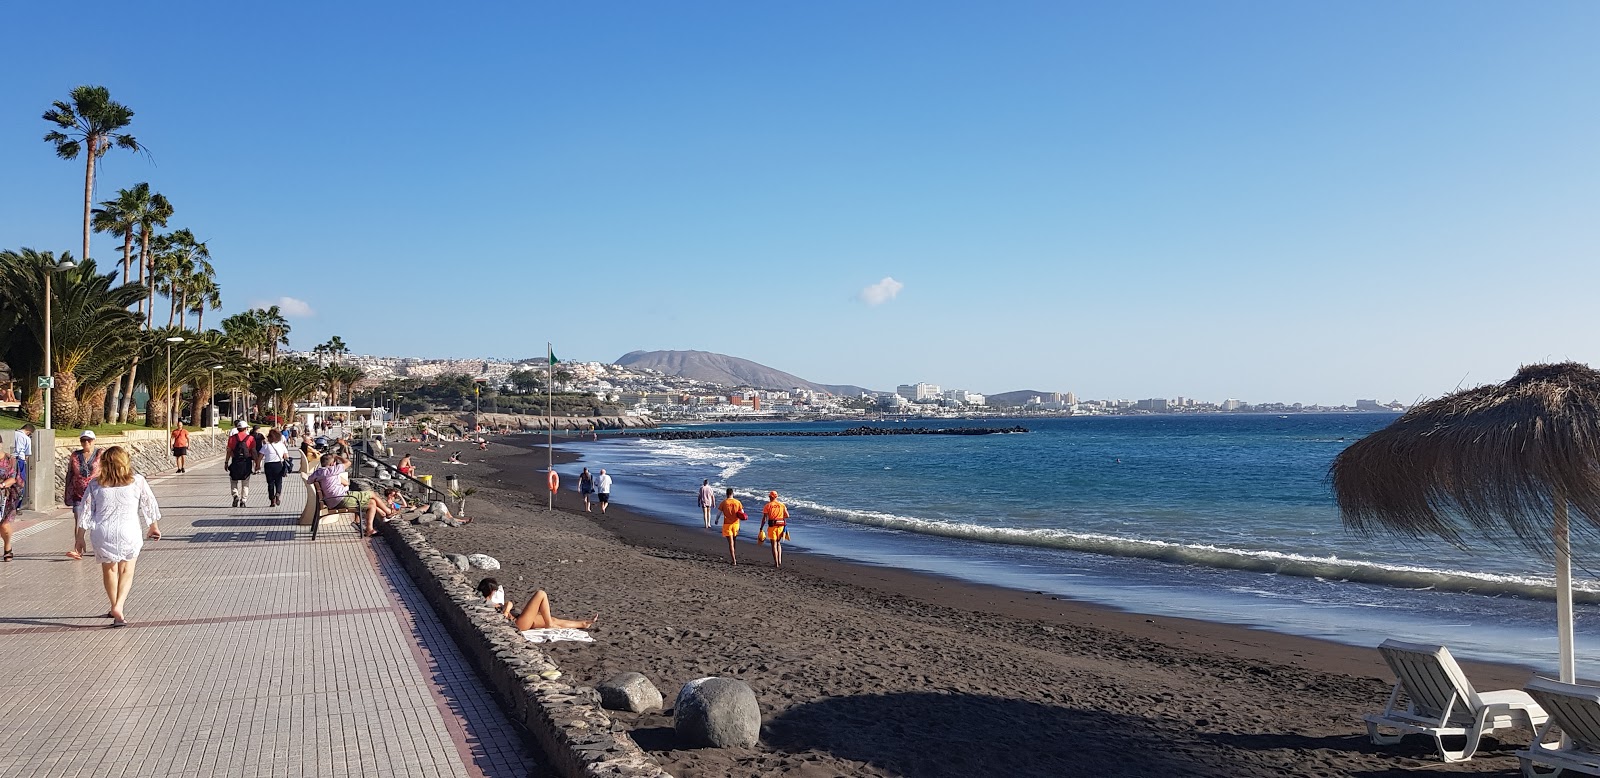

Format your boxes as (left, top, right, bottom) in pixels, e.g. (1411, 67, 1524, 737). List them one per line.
(405, 437, 1540, 777)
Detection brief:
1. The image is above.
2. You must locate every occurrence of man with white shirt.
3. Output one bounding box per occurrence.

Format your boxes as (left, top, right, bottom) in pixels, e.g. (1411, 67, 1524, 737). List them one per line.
(12, 423, 31, 506)
(594, 469, 612, 513)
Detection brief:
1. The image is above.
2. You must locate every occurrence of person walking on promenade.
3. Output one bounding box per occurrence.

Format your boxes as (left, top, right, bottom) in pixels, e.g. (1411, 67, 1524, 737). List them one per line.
(578, 468, 594, 512)
(260, 429, 290, 507)
(63, 431, 102, 560)
(759, 491, 791, 568)
(76, 446, 162, 626)
(0, 447, 23, 562)
(594, 469, 612, 513)
(170, 425, 190, 473)
(718, 488, 744, 566)
(11, 423, 31, 505)
(225, 420, 260, 507)
(698, 479, 715, 529)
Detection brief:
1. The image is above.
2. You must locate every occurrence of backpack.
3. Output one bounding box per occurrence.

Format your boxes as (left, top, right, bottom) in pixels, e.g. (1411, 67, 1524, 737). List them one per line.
(232, 434, 252, 460)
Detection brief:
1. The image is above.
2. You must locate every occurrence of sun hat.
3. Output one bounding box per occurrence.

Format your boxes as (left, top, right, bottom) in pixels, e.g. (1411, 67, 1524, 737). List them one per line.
(79, 430, 95, 440)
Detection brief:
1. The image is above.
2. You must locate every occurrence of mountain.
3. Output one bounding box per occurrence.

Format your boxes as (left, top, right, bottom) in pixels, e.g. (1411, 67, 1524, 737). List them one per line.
(615, 350, 874, 396)
(985, 389, 1060, 407)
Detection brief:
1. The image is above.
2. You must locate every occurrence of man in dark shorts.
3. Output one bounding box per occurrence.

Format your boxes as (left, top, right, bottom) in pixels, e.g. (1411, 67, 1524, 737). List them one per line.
(595, 469, 612, 513)
(171, 426, 190, 473)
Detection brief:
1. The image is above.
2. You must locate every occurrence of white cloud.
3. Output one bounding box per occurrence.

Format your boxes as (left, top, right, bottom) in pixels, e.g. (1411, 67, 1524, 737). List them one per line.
(251, 296, 316, 318)
(859, 277, 904, 306)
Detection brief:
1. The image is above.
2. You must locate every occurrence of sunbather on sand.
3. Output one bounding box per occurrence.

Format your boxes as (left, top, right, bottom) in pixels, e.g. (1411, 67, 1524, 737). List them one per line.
(476, 577, 597, 630)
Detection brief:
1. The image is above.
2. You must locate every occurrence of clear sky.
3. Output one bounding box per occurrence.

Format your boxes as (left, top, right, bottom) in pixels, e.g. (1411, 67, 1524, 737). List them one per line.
(3, 2, 1596, 405)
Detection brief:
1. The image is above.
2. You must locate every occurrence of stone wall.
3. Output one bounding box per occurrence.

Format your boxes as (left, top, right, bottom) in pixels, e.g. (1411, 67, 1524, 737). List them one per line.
(50, 429, 228, 505)
(468, 413, 656, 432)
(378, 519, 674, 778)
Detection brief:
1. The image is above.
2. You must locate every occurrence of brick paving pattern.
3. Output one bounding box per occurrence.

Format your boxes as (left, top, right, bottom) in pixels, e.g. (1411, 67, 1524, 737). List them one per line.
(0, 454, 541, 778)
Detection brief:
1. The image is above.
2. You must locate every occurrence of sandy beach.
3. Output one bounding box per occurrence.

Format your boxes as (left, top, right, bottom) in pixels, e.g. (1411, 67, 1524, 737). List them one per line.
(403, 438, 1540, 777)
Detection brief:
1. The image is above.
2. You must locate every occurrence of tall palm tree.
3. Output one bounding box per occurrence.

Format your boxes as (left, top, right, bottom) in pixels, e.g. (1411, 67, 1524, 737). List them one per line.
(187, 274, 222, 330)
(151, 229, 210, 328)
(115, 187, 170, 422)
(257, 306, 290, 364)
(0, 250, 143, 427)
(42, 86, 140, 269)
(90, 185, 142, 284)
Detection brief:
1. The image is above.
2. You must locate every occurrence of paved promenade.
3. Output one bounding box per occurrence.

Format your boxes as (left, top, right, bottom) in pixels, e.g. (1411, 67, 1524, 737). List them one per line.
(0, 454, 541, 778)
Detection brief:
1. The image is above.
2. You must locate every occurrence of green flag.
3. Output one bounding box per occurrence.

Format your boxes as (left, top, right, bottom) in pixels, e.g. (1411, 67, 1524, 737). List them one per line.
(550, 351, 559, 365)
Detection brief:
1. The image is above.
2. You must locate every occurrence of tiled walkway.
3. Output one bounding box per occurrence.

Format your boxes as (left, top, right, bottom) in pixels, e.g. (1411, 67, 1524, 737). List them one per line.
(0, 456, 541, 778)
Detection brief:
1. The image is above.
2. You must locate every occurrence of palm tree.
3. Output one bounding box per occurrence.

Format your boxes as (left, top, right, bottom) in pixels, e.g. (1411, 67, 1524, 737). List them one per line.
(152, 229, 210, 328)
(187, 273, 222, 330)
(114, 187, 169, 422)
(42, 86, 140, 270)
(137, 195, 173, 327)
(258, 306, 290, 364)
(0, 250, 143, 427)
(91, 186, 142, 284)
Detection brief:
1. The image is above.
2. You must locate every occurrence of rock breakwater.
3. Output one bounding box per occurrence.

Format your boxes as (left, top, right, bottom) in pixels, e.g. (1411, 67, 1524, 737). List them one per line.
(635, 425, 1027, 441)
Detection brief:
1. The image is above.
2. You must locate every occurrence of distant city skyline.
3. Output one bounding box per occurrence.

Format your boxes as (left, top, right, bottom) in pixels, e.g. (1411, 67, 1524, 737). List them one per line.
(3, 3, 1596, 406)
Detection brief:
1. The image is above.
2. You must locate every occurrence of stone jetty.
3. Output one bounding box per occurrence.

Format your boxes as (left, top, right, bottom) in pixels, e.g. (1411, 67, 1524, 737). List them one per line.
(635, 425, 1028, 440)
(469, 412, 655, 432)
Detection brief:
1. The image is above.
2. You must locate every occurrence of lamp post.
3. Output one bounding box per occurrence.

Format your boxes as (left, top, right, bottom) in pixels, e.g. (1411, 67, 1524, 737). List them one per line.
(208, 364, 224, 438)
(164, 336, 185, 456)
(41, 256, 77, 430)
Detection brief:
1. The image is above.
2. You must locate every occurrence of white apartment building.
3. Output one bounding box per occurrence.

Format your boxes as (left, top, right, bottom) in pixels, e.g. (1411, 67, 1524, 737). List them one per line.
(896, 383, 942, 401)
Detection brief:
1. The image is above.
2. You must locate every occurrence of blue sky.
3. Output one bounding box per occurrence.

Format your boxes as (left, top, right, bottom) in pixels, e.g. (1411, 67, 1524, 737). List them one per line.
(2, 2, 1596, 405)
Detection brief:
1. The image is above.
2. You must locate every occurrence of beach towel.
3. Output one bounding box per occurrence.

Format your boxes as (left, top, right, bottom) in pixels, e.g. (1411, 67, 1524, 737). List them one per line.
(520, 628, 594, 644)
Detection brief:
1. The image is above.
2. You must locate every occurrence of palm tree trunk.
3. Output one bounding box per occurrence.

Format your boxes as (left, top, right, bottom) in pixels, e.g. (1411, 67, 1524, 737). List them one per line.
(118, 361, 139, 423)
(85, 387, 108, 426)
(52, 371, 81, 430)
(81, 137, 97, 266)
(121, 228, 133, 285)
(196, 306, 205, 331)
(141, 228, 153, 326)
(167, 294, 176, 328)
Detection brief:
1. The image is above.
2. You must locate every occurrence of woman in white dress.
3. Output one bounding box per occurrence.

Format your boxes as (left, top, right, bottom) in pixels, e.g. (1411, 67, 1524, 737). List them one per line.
(75, 446, 161, 626)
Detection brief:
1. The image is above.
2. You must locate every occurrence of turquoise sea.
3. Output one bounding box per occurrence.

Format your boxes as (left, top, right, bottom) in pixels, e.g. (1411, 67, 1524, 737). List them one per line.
(555, 414, 1600, 675)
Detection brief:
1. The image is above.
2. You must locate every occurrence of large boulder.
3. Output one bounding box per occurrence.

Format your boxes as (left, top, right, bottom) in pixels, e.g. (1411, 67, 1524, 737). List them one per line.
(674, 677, 760, 748)
(467, 553, 500, 570)
(598, 672, 663, 713)
(445, 553, 470, 571)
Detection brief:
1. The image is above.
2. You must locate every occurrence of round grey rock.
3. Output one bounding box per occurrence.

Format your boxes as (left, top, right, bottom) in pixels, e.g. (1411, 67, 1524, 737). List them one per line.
(445, 553, 470, 571)
(598, 672, 663, 713)
(674, 677, 760, 748)
(467, 553, 500, 570)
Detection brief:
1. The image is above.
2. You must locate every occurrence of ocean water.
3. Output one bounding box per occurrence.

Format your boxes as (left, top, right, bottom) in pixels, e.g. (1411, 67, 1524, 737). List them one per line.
(552, 414, 1600, 675)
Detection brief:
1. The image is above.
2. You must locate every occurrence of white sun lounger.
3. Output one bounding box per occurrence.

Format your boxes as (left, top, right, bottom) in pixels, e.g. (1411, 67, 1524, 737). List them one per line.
(1365, 639, 1548, 762)
(1517, 677, 1600, 777)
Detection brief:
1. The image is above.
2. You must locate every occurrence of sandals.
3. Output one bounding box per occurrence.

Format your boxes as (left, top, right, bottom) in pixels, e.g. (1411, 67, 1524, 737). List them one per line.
(3, 550, 12, 562)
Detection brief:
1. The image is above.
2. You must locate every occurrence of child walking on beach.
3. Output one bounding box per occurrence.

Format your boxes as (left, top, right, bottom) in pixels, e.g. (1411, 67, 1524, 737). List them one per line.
(759, 490, 790, 567)
(718, 488, 744, 566)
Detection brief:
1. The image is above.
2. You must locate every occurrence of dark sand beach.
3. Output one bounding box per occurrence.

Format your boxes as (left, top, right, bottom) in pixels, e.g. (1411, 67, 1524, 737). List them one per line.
(403, 438, 1539, 777)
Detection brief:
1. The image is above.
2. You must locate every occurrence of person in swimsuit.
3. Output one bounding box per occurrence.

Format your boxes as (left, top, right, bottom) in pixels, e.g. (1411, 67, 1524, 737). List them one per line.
(718, 488, 744, 566)
(476, 578, 597, 630)
(397, 454, 415, 478)
(759, 490, 791, 568)
(698, 479, 715, 529)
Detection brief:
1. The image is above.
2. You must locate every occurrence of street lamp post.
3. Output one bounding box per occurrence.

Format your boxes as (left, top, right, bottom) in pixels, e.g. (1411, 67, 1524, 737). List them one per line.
(208, 364, 224, 440)
(164, 336, 185, 458)
(41, 256, 77, 430)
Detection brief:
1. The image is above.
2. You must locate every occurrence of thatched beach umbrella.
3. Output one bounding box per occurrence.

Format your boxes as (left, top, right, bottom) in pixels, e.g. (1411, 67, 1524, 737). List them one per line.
(1331, 362, 1600, 683)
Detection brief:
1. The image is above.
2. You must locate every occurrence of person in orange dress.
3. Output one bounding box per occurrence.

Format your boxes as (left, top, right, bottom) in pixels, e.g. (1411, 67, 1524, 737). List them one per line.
(718, 488, 744, 566)
(758, 491, 791, 568)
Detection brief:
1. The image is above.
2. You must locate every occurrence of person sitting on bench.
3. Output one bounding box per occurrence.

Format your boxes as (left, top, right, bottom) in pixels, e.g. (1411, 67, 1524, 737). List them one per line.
(307, 453, 402, 537)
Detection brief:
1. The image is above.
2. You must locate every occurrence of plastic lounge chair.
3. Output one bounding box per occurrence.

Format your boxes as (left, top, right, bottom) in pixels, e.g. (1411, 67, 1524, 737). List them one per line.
(1365, 639, 1548, 762)
(1517, 677, 1600, 777)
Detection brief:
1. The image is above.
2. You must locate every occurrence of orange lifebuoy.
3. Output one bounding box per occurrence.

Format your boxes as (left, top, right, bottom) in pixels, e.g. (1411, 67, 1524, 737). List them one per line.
(547, 470, 559, 493)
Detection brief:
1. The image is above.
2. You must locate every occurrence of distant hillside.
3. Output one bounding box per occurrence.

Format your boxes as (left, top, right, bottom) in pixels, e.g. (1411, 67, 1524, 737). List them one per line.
(615, 350, 873, 396)
(986, 389, 1060, 407)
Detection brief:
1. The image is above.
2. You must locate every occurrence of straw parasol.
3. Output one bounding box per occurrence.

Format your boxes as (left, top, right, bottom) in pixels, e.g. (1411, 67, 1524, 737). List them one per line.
(1330, 361, 1600, 683)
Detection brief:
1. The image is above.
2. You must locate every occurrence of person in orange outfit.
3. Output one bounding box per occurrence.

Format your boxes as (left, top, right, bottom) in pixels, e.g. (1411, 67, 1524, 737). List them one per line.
(718, 487, 744, 566)
(758, 491, 790, 568)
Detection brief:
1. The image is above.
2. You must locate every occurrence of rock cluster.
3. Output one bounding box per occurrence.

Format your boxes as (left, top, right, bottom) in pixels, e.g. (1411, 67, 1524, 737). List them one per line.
(469, 413, 656, 432)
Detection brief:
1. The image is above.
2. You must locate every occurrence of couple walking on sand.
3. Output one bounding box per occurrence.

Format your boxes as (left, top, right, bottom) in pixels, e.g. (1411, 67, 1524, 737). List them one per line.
(575, 467, 612, 512)
(702, 481, 790, 567)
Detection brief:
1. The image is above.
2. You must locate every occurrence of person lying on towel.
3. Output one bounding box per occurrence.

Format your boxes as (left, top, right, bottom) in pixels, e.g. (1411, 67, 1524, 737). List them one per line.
(476, 577, 597, 630)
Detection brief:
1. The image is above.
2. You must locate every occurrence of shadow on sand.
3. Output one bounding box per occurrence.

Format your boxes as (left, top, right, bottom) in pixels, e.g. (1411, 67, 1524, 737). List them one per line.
(763, 691, 1206, 778)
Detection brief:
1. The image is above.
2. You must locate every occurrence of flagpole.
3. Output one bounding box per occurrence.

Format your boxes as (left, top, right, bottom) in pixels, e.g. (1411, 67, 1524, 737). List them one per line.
(547, 342, 554, 511)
